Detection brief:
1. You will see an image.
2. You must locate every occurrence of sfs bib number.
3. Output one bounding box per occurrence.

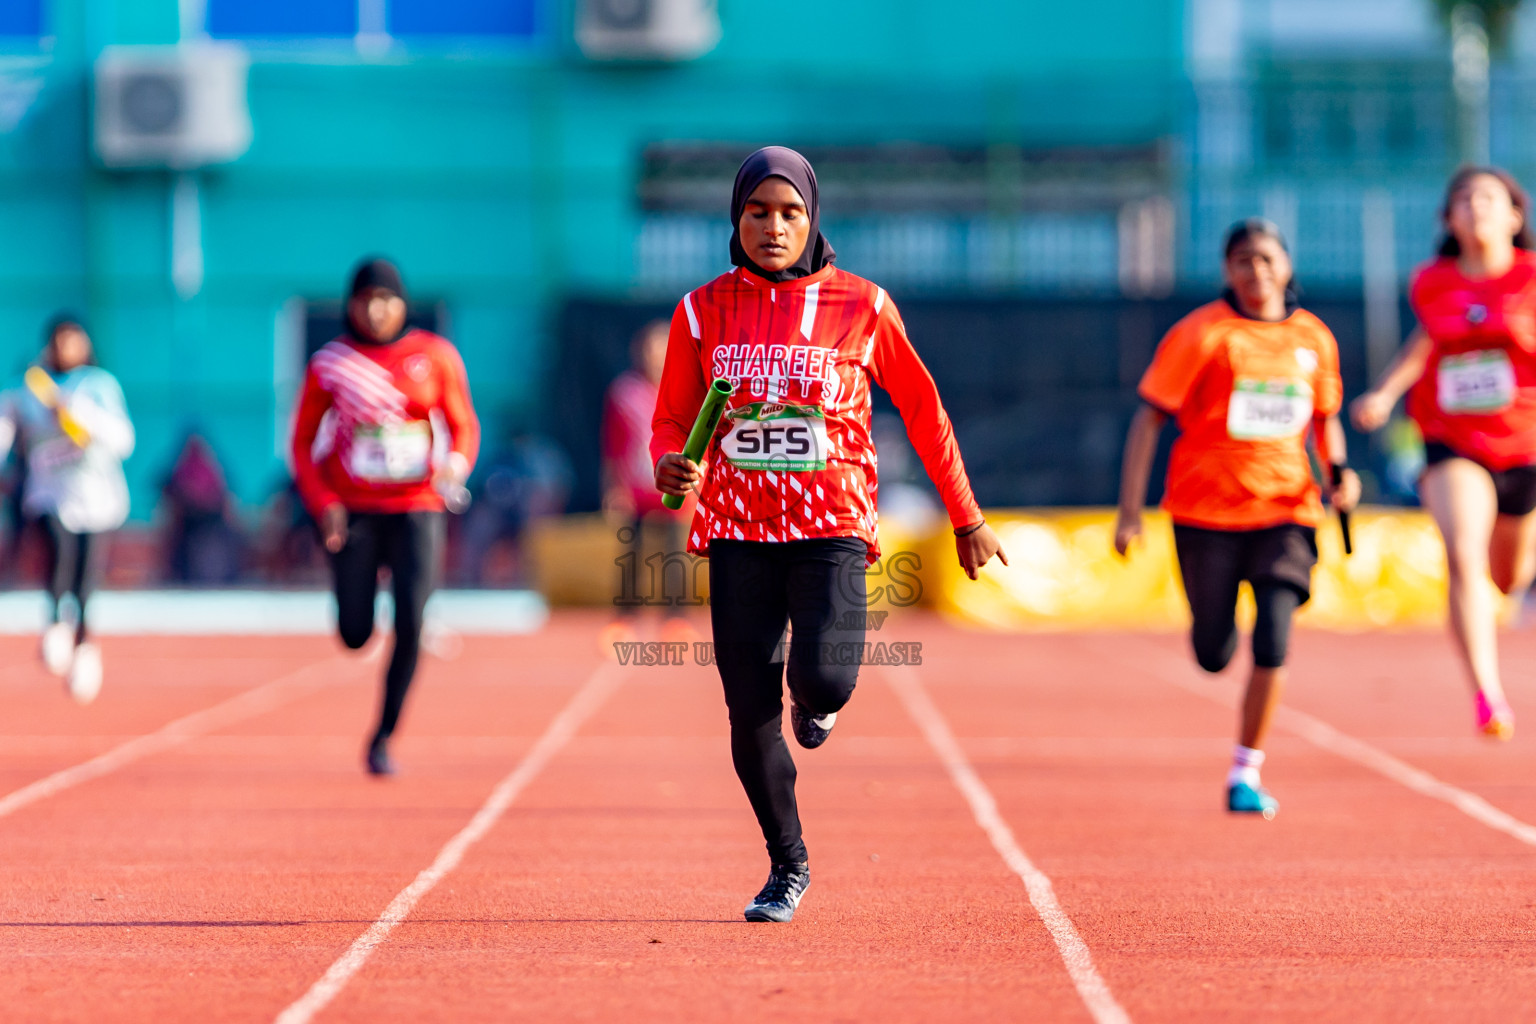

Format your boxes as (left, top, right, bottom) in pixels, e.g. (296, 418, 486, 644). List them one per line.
(721, 403, 829, 471)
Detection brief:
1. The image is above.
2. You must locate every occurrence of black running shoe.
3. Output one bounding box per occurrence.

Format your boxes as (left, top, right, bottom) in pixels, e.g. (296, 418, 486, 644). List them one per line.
(743, 861, 810, 923)
(366, 735, 395, 776)
(790, 700, 837, 749)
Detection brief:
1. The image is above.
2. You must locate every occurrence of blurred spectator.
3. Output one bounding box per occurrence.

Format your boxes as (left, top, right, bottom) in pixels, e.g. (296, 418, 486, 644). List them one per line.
(1379, 415, 1427, 506)
(159, 432, 245, 584)
(253, 476, 326, 584)
(453, 429, 573, 586)
(598, 320, 695, 646)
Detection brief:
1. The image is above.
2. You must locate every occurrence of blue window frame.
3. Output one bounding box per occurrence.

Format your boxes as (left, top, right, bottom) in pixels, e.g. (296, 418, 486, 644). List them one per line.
(389, 0, 538, 37)
(207, 0, 357, 38)
(0, 0, 44, 37)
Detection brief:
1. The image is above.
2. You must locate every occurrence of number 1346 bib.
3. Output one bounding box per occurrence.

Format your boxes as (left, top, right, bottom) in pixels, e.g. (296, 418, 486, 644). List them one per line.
(1227, 378, 1313, 440)
(721, 403, 830, 471)
(1438, 350, 1515, 414)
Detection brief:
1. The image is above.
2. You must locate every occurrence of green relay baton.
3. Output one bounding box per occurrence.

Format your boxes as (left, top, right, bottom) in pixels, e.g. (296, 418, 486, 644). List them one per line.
(662, 378, 735, 511)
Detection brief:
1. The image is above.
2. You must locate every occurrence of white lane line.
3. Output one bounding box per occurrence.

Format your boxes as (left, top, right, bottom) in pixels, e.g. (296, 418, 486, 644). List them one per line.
(1119, 639, 1536, 849)
(0, 655, 353, 822)
(273, 662, 625, 1024)
(886, 669, 1133, 1024)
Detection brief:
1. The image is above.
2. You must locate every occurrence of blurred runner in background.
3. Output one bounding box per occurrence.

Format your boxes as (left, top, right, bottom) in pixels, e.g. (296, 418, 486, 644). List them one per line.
(290, 258, 480, 776)
(1116, 220, 1360, 819)
(0, 315, 134, 704)
(600, 319, 695, 650)
(1353, 167, 1536, 742)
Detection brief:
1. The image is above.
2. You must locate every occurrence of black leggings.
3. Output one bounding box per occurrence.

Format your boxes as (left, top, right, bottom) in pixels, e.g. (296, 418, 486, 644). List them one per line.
(1173, 524, 1315, 672)
(330, 511, 445, 742)
(42, 516, 104, 644)
(709, 538, 867, 865)
(1189, 582, 1300, 672)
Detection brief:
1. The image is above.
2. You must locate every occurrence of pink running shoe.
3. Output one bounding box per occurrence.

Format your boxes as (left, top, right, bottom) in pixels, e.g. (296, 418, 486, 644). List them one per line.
(1476, 691, 1516, 741)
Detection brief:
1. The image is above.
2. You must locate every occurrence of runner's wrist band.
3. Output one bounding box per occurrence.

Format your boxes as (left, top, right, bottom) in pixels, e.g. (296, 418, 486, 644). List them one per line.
(954, 521, 985, 538)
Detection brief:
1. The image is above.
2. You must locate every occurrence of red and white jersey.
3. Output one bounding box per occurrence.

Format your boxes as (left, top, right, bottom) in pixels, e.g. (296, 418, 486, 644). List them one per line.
(1407, 251, 1536, 469)
(651, 264, 981, 560)
(290, 330, 480, 515)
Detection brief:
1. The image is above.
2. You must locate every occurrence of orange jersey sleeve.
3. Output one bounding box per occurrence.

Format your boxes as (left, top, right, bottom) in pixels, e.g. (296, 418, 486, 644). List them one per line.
(869, 295, 983, 529)
(1311, 321, 1343, 418)
(1138, 307, 1224, 416)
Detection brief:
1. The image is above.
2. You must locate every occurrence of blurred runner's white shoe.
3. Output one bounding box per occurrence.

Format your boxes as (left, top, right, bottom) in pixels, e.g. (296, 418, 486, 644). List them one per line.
(67, 642, 102, 705)
(41, 622, 74, 676)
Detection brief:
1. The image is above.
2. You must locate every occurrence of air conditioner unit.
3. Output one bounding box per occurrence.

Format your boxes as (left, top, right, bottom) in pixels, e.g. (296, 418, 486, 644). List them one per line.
(576, 0, 721, 61)
(95, 44, 252, 170)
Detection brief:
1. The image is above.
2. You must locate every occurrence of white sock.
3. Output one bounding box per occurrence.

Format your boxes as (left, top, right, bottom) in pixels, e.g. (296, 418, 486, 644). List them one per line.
(1227, 745, 1265, 788)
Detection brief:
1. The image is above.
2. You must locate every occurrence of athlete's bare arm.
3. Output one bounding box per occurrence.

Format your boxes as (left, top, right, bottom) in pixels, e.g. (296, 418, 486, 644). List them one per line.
(1351, 328, 1431, 432)
(1114, 402, 1169, 556)
(955, 522, 1007, 580)
(1316, 414, 1362, 512)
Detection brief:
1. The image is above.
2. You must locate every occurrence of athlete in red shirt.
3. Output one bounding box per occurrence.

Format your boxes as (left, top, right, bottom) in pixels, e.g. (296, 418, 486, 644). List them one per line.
(653, 147, 1005, 922)
(1354, 167, 1536, 740)
(291, 258, 480, 774)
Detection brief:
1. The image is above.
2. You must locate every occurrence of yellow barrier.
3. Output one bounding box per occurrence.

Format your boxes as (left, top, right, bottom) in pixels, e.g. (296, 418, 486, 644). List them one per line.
(930, 508, 1457, 631)
(528, 507, 1465, 632)
(927, 506, 1456, 629)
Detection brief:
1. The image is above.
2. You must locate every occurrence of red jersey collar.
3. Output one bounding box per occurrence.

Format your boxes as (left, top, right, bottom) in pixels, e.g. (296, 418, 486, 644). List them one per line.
(736, 264, 837, 290)
(1436, 248, 1536, 286)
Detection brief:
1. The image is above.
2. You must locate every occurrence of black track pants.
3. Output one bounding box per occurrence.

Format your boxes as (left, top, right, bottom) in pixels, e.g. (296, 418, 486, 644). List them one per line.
(708, 538, 868, 865)
(1173, 523, 1315, 672)
(42, 516, 105, 644)
(330, 511, 445, 742)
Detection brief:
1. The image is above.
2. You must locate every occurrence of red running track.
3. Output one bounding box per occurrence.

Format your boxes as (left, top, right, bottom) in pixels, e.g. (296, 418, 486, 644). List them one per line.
(2, 613, 1536, 1021)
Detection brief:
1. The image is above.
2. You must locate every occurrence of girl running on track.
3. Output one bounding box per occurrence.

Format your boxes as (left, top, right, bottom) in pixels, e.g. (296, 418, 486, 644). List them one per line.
(653, 146, 1006, 922)
(1115, 219, 1361, 818)
(291, 258, 480, 775)
(1353, 167, 1536, 741)
(0, 315, 134, 704)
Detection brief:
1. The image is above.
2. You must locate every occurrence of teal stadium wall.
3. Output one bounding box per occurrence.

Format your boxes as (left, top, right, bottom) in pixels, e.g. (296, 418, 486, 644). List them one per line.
(0, 0, 1182, 519)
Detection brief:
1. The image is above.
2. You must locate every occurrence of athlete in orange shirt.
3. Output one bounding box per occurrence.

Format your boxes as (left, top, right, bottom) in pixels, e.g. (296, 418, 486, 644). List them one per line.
(1115, 220, 1361, 818)
(654, 147, 1005, 921)
(1353, 167, 1536, 741)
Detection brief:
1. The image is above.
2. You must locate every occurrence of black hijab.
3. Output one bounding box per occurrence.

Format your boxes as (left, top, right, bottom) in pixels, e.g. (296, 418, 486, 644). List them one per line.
(346, 257, 408, 345)
(42, 312, 96, 370)
(729, 146, 836, 282)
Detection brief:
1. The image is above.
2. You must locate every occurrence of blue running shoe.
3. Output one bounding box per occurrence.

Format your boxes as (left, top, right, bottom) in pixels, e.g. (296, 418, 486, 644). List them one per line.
(1227, 781, 1278, 819)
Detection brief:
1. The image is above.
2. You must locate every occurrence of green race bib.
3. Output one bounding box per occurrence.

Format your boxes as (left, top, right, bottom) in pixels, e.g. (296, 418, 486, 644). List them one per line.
(721, 402, 830, 471)
(1438, 350, 1515, 414)
(1227, 378, 1313, 440)
(350, 421, 432, 482)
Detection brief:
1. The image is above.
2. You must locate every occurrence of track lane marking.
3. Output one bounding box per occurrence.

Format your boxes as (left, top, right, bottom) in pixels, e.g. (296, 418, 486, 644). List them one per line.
(885, 668, 1133, 1024)
(1116, 638, 1536, 849)
(0, 654, 355, 822)
(273, 661, 625, 1024)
